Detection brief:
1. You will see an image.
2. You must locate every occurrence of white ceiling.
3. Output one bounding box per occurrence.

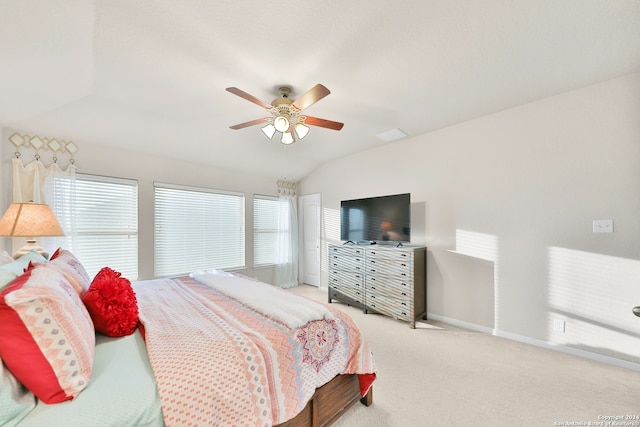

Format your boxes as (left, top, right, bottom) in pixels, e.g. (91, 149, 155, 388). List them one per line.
(2, 0, 640, 181)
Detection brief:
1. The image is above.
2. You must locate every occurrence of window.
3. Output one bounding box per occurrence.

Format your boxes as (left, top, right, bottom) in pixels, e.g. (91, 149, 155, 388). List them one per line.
(154, 183, 245, 277)
(52, 174, 138, 279)
(345, 208, 365, 241)
(253, 195, 279, 266)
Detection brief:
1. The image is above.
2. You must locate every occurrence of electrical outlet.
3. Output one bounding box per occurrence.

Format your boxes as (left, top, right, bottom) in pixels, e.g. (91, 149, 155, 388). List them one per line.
(553, 319, 565, 333)
(593, 219, 613, 233)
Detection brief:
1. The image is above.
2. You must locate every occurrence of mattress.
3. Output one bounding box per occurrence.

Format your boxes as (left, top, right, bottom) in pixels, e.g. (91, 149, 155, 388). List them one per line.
(17, 331, 164, 427)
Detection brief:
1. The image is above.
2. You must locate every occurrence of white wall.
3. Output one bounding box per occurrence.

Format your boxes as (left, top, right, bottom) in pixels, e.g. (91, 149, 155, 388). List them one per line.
(299, 73, 640, 366)
(0, 135, 279, 283)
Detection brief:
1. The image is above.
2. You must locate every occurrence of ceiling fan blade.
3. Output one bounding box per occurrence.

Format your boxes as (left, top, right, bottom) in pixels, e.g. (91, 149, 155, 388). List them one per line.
(229, 117, 271, 130)
(226, 87, 273, 110)
(292, 84, 331, 111)
(303, 116, 344, 131)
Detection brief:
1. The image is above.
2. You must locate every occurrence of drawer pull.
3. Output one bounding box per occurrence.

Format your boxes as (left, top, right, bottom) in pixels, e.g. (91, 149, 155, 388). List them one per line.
(371, 286, 376, 290)
(401, 292, 407, 296)
(401, 302, 407, 306)
(401, 273, 407, 276)
(401, 263, 407, 267)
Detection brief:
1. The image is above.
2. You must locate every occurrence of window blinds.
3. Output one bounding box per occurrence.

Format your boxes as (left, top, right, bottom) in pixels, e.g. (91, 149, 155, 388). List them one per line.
(56, 174, 138, 280)
(253, 195, 279, 266)
(154, 183, 245, 277)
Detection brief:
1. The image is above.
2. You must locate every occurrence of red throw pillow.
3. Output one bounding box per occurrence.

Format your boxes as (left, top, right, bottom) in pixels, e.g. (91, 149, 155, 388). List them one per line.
(82, 267, 138, 337)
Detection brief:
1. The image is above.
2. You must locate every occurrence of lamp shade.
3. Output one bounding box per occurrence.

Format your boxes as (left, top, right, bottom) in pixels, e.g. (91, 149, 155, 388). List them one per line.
(0, 203, 64, 237)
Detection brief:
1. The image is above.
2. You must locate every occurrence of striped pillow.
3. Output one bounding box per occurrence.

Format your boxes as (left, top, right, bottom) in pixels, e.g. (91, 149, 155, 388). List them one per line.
(45, 248, 91, 295)
(0, 267, 95, 404)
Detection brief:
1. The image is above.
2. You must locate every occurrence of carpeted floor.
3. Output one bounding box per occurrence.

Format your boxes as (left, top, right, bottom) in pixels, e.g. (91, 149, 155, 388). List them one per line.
(286, 285, 640, 427)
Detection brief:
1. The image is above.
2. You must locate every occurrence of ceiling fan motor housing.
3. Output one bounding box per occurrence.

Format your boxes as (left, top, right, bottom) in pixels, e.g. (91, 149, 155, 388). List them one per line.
(271, 90, 300, 125)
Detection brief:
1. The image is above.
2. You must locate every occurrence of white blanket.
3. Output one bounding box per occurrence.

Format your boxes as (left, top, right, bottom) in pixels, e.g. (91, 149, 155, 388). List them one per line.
(190, 270, 332, 328)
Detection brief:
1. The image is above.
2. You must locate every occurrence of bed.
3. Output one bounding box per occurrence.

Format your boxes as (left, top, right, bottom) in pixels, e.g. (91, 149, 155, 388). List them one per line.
(0, 249, 376, 427)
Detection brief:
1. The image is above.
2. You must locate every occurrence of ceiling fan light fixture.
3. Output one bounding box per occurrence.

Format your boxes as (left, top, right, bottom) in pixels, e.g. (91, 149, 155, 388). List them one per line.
(281, 132, 294, 145)
(273, 115, 290, 133)
(227, 84, 344, 145)
(261, 124, 276, 139)
(294, 123, 309, 139)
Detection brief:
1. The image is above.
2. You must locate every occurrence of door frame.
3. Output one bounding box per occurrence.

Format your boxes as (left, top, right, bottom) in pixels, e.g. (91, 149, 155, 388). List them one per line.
(298, 193, 321, 286)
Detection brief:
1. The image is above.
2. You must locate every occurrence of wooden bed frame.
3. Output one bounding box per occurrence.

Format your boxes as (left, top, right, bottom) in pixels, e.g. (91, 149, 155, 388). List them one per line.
(276, 374, 373, 427)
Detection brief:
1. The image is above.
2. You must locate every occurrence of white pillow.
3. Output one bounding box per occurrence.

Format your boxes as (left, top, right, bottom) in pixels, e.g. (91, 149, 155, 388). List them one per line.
(0, 251, 48, 291)
(0, 358, 36, 427)
(0, 250, 47, 276)
(0, 250, 13, 266)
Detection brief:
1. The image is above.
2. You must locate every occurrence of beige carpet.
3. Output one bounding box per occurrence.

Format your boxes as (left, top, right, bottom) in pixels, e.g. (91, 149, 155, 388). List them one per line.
(287, 285, 640, 427)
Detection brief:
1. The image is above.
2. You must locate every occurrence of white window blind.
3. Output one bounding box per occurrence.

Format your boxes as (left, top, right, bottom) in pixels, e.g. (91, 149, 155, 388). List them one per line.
(154, 183, 245, 277)
(253, 195, 279, 267)
(53, 174, 138, 280)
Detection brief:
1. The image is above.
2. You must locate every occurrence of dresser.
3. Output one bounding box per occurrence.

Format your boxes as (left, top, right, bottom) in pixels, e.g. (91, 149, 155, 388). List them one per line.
(327, 243, 427, 328)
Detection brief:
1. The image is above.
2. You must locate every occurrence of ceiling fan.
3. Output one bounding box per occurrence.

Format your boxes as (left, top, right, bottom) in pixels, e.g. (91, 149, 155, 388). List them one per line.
(226, 84, 344, 145)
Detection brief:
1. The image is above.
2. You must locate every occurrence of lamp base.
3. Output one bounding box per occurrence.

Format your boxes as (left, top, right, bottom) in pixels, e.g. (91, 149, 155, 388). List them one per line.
(13, 239, 49, 260)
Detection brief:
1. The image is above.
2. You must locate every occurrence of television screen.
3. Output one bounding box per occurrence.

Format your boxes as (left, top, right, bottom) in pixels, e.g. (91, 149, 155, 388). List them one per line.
(340, 193, 410, 243)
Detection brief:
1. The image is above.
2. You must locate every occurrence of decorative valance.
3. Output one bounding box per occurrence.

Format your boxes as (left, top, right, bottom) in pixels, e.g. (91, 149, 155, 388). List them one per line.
(8, 131, 79, 168)
(277, 179, 296, 198)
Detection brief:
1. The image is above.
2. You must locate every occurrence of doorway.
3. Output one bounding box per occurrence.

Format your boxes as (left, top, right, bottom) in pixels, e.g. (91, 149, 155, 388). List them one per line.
(298, 193, 321, 286)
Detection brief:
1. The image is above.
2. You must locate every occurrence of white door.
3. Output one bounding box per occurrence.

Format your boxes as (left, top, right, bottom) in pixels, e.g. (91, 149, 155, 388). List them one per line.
(299, 194, 321, 286)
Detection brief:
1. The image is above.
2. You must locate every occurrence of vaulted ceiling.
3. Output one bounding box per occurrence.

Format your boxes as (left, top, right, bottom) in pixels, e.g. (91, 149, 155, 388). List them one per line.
(2, 0, 640, 180)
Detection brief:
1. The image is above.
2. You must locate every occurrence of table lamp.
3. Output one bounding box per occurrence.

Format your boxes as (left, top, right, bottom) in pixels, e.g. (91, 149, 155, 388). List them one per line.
(0, 202, 65, 259)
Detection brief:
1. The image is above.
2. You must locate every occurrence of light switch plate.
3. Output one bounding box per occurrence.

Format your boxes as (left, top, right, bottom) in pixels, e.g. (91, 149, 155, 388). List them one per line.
(593, 219, 614, 233)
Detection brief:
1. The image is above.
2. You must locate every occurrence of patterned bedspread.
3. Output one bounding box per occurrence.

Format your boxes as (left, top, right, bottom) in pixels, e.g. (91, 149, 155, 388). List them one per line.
(133, 274, 376, 427)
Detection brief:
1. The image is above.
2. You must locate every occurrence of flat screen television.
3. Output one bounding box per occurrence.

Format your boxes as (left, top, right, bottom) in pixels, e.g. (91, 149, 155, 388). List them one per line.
(340, 193, 410, 244)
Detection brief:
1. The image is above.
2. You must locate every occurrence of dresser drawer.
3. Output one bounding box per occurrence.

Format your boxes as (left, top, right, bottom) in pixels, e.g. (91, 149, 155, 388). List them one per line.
(366, 249, 412, 262)
(365, 251, 412, 279)
(328, 245, 365, 258)
(365, 275, 412, 296)
(365, 279, 412, 300)
(329, 270, 364, 289)
(329, 283, 364, 304)
(365, 261, 412, 280)
(328, 251, 365, 272)
(365, 296, 412, 321)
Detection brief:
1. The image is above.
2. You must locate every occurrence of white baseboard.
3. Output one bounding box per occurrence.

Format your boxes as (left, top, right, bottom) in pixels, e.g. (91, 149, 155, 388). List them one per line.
(426, 312, 495, 335)
(427, 312, 640, 372)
